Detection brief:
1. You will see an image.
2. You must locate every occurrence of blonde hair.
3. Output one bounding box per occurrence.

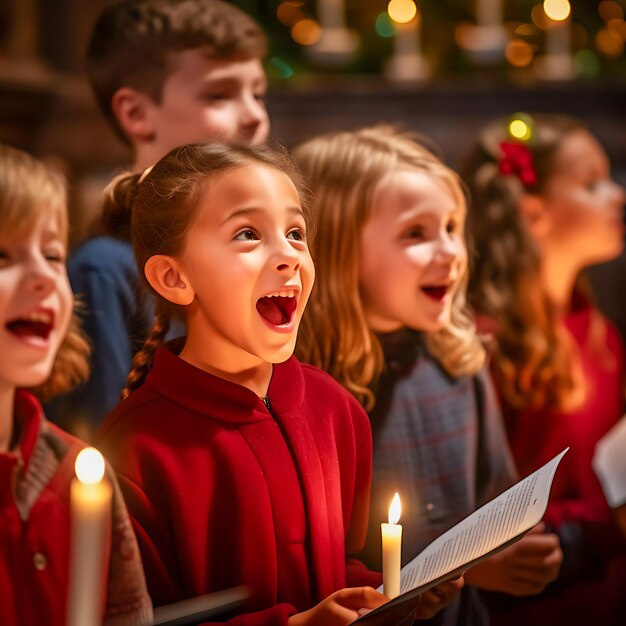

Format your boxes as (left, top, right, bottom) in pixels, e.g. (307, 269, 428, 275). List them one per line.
(0, 144, 90, 400)
(294, 126, 484, 410)
(101, 142, 310, 399)
(462, 114, 593, 411)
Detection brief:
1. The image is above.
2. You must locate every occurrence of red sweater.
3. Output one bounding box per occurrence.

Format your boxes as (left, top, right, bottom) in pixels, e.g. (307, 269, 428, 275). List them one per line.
(483, 300, 626, 625)
(0, 390, 151, 626)
(98, 342, 381, 625)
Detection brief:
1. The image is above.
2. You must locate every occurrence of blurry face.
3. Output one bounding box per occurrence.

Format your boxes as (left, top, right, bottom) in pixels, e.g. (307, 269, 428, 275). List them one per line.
(150, 50, 270, 153)
(0, 212, 72, 391)
(176, 165, 314, 370)
(359, 170, 467, 333)
(539, 129, 625, 267)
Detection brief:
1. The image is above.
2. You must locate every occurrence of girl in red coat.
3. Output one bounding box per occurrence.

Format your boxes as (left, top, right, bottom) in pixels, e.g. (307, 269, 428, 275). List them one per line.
(97, 142, 463, 626)
(0, 143, 152, 626)
(463, 114, 626, 625)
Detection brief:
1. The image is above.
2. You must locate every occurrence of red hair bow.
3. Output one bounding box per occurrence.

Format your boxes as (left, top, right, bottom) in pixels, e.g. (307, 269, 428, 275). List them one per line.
(498, 141, 537, 187)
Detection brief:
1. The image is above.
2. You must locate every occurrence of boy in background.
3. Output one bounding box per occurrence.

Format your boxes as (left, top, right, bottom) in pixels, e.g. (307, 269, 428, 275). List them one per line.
(50, 0, 270, 436)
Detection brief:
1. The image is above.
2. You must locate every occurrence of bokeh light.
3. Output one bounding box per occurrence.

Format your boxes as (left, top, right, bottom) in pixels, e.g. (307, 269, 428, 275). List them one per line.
(387, 0, 417, 25)
(276, 2, 305, 27)
(508, 116, 533, 141)
(595, 27, 624, 57)
(506, 40, 535, 67)
(291, 19, 322, 46)
(543, 0, 571, 22)
(574, 49, 601, 77)
(376, 12, 395, 38)
(599, 1, 624, 23)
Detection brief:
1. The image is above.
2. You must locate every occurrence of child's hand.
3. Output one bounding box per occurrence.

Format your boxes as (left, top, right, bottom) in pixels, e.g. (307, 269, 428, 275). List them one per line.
(414, 575, 465, 619)
(465, 522, 562, 596)
(614, 502, 626, 538)
(287, 587, 387, 626)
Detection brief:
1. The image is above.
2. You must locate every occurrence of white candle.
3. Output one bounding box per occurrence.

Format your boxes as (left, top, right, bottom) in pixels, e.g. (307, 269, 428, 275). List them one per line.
(381, 492, 402, 599)
(545, 16, 571, 59)
(535, 0, 574, 79)
(317, 0, 345, 30)
(385, 3, 430, 81)
(476, 0, 502, 30)
(67, 447, 112, 626)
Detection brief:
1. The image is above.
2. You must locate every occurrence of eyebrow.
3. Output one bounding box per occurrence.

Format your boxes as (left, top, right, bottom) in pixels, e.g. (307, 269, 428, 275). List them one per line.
(221, 206, 304, 225)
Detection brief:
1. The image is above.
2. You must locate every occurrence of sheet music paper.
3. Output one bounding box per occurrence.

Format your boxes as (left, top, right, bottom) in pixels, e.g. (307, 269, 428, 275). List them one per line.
(357, 448, 568, 624)
(593, 415, 626, 508)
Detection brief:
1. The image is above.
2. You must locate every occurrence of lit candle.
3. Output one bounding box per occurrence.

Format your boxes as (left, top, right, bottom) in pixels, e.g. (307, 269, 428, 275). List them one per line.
(535, 0, 575, 79)
(381, 492, 402, 599)
(67, 447, 112, 626)
(385, 1, 430, 81)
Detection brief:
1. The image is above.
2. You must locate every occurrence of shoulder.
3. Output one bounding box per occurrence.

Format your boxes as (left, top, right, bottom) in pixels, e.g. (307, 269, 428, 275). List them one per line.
(300, 361, 363, 407)
(296, 360, 371, 437)
(69, 236, 136, 274)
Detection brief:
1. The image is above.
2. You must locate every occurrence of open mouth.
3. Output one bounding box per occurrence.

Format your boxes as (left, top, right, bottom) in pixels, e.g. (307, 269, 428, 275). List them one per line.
(256, 294, 298, 327)
(5, 312, 54, 341)
(421, 285, 450, 302)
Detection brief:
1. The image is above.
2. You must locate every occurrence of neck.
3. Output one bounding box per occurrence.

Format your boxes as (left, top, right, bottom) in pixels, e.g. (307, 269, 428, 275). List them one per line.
(132, 143, 166, 174)
(179, 338, 273, 398)
(0, 384, 15, 453)
(541, 250, 580, 311)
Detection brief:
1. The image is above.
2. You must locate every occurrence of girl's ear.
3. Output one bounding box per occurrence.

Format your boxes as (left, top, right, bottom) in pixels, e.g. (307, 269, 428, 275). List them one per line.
(519, 193, 551, 240)
(111, 87, 156, 143)
(144, 255, 195, 306)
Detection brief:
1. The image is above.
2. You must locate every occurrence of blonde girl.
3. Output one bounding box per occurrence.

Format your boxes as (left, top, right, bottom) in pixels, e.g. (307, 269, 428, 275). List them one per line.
(0, 143, 151, 626)
(295, 126, 562, 626)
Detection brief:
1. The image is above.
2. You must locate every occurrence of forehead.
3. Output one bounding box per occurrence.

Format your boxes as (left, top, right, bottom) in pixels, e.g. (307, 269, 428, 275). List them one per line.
(166, 49, 266, 85)
(551, 129, 608, 174)
(1, 202, 66, 242)
(373, 169, 461, 219)
(193, 164, 301, 223)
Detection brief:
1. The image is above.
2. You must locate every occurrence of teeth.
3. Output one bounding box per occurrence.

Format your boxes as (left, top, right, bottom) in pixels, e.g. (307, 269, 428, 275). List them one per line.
(267, 290, 296, 298)
(16, 312, 52, 324)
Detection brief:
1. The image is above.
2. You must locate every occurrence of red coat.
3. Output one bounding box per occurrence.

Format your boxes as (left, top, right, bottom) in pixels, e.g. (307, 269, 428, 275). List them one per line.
(0, 390, 151, 626)
(98, 342, 381, 625)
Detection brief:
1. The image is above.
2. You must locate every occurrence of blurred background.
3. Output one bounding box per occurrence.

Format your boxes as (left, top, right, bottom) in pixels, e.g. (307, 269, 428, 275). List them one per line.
(1, 0, 625, 244)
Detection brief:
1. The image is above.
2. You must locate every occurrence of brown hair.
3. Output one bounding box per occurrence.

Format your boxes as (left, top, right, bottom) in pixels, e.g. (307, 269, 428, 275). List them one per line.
(0, 144, 90, 401)
(462, 113, 591, 411)
(294, 126, 485, 410)
(103, 142, 310, 399)
(86, 0, 267, 142)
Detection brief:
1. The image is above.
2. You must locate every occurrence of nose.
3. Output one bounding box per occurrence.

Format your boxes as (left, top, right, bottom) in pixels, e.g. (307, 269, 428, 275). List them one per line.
(435, 231, 460, 264)
(239, 94, 267, 138)
(273, 237, 301, 273)
(23, 255, 57, 295)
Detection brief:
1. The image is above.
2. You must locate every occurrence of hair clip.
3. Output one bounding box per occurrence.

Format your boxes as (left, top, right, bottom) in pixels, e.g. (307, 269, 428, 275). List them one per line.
(138, 164, 154, 185)
(498, 141, 537, 187)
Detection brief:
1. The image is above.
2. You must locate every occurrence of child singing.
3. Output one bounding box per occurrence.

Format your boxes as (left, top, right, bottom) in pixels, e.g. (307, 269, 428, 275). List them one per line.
(463, 113, 626, 626)
(97, 142, 462, 625)
(0, 143, 151, 626)
(294, 126, 562, 626)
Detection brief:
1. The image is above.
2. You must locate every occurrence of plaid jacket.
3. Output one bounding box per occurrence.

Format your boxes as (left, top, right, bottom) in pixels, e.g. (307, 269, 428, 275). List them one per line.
(361, 330, 517, 626)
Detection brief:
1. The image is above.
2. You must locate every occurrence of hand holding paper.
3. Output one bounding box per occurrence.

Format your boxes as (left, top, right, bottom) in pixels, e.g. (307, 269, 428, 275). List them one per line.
(464, 522, 562, 596)
(356, 449, 569, 624)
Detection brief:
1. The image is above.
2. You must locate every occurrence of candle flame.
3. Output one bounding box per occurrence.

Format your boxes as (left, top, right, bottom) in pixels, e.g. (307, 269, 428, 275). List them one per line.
(388, 0, 417, 25)
(75, 447, 105, 484)
(388, 492, 401, 524)
(543, 0, 571, 22)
